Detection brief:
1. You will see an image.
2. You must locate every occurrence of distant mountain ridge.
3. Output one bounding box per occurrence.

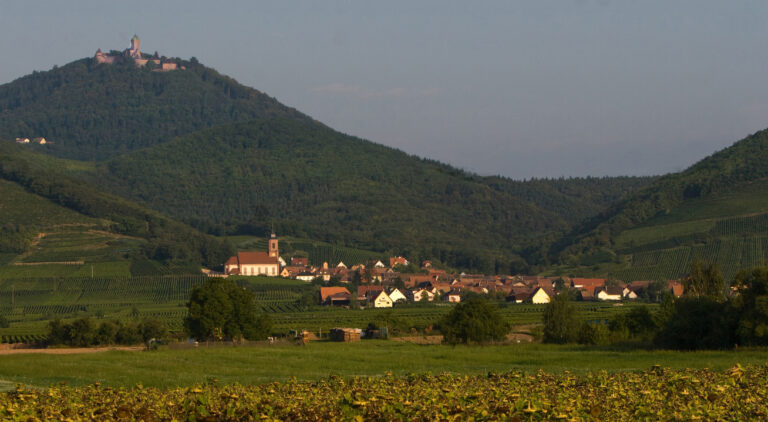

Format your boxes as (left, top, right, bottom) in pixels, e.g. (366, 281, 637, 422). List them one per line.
(0, 55, 653, 273)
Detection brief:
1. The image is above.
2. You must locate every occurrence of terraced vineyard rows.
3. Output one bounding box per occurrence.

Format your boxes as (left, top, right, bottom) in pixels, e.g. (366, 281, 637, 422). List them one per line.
(614, 235, 768, 281)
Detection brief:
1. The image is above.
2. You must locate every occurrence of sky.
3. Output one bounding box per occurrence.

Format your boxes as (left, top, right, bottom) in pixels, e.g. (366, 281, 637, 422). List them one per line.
(1, 1, 767, 179)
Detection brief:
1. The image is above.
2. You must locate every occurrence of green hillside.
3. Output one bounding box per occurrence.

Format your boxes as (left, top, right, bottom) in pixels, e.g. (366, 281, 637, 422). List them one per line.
(85, 116, 634, 273)
(0, 58, 305, 160)
(552, 129, 768, 280)
(0, 140, 233, 271)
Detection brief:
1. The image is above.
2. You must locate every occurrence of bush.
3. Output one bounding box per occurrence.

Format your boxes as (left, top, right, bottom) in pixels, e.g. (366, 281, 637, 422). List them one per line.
(46, 318, 167, 347)
(578, 322, 610, 345)
(608, 306, 659, 343)
(439, 297, 508, 344)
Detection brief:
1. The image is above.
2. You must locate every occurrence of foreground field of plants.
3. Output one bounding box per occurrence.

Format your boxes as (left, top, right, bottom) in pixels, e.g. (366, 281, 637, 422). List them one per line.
(2, 365, 767, 420)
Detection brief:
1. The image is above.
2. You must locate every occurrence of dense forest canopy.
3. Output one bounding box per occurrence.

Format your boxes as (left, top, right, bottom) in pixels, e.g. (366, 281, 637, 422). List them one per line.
(0, 58, 306, 160)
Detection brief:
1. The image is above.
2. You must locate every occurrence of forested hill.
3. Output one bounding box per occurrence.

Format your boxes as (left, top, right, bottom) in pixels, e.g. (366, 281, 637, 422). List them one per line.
(0, 56, 654, 272)
(83, 116, 649, 273)
(0, 57, 306, 160)
(551, 128, 768, 280)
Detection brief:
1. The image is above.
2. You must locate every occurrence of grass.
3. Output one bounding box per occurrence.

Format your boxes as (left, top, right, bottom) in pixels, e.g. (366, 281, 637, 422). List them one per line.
(0, 341, 766, 390)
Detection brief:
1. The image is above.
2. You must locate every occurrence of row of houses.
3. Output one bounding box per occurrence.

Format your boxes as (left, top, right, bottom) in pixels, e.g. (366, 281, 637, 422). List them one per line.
(319, 284, 463, 308)
(15, 137, 47, 145)
(320, 276, 683, 308)
(218, 239, 686, 303)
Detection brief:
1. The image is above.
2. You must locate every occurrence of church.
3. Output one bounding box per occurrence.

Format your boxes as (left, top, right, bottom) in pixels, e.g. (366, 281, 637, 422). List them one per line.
(224, 233, 281, 276)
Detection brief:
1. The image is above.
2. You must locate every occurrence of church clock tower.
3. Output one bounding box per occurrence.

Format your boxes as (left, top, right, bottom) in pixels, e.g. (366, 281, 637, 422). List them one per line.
(268, 233, 279, 258)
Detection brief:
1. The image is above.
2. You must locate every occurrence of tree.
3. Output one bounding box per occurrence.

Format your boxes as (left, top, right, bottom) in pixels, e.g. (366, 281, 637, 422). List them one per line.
(733, 267, 768, 346)
(0, 314, 9, 329)
(683, 259, 726, 300)
(654, 296, 736, 350)
(439, 297, 508, 344)
(139, 319, 168, 349)
(542, 293, 581, 344)
(184, 278, 270, 341)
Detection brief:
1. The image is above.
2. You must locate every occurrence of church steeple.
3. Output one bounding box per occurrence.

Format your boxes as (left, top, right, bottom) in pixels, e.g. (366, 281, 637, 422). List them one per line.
(268, 232, 279, 258)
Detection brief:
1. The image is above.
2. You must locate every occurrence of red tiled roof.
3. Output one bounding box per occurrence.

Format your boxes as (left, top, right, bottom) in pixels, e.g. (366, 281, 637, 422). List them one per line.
(237, 251, 278, 265)
(321, 287, 351, 302)
(357, 285, 384, 297)
(572, 278, 606, 288)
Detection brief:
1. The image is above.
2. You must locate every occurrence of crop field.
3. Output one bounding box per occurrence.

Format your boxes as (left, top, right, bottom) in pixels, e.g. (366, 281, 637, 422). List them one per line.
(1, 344, 768, 420)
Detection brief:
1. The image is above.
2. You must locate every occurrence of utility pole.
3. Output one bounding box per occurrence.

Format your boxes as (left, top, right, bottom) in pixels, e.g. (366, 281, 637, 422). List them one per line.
(91, 265, 94, 279)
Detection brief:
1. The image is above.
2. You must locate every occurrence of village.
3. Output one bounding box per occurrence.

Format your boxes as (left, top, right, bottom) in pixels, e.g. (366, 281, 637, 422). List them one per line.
(218, 233, 686, 308)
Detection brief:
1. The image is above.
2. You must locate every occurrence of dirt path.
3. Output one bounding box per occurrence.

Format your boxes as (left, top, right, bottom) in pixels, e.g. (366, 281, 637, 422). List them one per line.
(0, 346, 143, 355)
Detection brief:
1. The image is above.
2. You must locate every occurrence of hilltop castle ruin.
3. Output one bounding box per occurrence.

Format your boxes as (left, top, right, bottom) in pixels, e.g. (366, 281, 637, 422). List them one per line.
(94, 35, 183, 71)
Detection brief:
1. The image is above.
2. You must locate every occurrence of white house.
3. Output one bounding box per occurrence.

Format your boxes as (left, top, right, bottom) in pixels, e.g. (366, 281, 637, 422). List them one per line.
(296, 273, 315, 282)
(387, 288, 408, 303)
(336, 261, 347, 269)
(373, 260, 385, 268)
(597, 286, 623, 301)
(622, 287, 639, 300)
(411, 288, 435, 302)
(530, 287, 552, 304)
(370, 291, 393, 308)
(443, 291, 461, 303)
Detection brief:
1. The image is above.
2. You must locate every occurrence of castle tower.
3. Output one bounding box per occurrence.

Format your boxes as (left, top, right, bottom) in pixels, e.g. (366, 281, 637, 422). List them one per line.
(268, 233, 279, 258)
(128, 34, 141, 58)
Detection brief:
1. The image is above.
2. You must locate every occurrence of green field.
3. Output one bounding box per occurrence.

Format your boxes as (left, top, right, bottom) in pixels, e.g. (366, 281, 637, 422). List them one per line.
(0, 342, 767, 390)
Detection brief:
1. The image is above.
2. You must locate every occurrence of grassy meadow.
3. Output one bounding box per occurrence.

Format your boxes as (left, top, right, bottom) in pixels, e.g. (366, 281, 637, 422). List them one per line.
(0, 341, 767, 390)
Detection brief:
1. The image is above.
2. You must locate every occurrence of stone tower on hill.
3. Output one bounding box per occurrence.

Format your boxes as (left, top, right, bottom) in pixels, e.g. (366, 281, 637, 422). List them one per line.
(127, 34, 141, 59)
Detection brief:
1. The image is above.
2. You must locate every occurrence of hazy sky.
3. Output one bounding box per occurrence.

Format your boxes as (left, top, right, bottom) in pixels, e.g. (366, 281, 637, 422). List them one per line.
(1, 1, 767, 179)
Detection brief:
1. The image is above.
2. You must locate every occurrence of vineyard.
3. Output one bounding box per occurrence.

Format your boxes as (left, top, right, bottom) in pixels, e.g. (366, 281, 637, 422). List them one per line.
(2, 365, 766, 420)
(612, 235, 768, 281)
(0, 275, 210, 341)
(608, 210, 768, 282)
